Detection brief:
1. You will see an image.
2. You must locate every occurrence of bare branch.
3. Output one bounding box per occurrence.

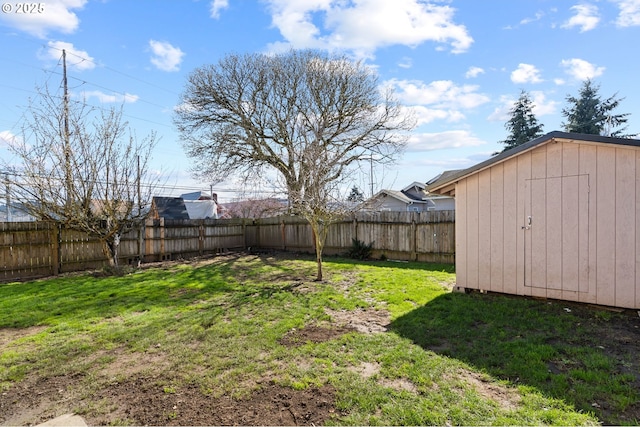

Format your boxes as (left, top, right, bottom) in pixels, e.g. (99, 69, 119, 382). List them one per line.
(3, 84, 161, 266)
(175, 49, 415, 279)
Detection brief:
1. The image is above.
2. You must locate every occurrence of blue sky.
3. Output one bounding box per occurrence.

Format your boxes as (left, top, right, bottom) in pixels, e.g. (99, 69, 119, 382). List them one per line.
(1, 0, 639, 202)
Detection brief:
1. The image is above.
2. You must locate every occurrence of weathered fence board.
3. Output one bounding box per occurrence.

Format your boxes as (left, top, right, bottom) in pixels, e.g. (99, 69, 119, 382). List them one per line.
(0, 210, 455, 281)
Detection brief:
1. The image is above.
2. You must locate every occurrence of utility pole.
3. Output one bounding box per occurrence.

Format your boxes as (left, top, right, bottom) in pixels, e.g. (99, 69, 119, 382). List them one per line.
(369, 152, 374, 198)
(4, 173, 11, 222)
(62, 49, 72, 213)
(137, 154, 144, 265)
(137, 155, 141, 213)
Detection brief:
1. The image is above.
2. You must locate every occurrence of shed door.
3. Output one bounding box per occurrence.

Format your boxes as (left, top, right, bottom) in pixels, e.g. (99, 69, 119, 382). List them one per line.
(524, 175, 590, 293)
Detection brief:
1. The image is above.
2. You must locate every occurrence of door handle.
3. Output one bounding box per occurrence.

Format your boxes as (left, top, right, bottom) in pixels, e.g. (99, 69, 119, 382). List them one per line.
(522, 216, 531, 230)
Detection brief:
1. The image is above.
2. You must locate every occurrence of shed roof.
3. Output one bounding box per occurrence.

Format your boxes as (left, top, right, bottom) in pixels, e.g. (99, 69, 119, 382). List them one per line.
(426, 131, 640, 196)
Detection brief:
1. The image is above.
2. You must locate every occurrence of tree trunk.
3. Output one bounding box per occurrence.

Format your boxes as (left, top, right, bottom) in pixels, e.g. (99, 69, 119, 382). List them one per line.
(101, 234, 120, 267)
(310, 222, 325, 281)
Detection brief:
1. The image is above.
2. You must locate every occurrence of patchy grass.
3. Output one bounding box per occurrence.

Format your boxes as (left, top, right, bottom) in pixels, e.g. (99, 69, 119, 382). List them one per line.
(0, 253, 637, 425)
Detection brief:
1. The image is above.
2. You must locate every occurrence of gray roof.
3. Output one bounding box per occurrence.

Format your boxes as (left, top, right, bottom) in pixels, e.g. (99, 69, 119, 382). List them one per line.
(152, 196, 189, 220)
(377, 189, 428, 204)
(426, 131, 640, 194)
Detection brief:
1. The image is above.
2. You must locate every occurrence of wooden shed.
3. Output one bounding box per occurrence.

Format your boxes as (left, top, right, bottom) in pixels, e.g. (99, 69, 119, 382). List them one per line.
(427, 131, 640, 310)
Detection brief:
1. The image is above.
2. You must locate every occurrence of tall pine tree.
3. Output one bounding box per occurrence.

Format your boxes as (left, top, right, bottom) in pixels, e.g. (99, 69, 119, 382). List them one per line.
(501, 90, 544, 151)
(562, 79, 635, 137)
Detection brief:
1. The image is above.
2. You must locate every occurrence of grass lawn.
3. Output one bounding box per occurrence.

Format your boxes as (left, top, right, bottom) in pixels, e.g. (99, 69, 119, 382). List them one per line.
(0, 252, 638, 425)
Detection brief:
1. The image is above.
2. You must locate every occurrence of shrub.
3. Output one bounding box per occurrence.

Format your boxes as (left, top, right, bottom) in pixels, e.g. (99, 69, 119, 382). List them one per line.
(346, 238, 374, 260)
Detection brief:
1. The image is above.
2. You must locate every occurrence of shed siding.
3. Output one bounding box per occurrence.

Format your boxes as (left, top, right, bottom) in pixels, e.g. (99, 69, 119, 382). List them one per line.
(616, 149, 636, 308)
(456, 179, 468, 288)
(478, 169, 492, 291)
(579, 145, 598, 304)
(455, 138, 640, 309)
(502, 160, 518, 295)
(490, 163, 504, 293)
(466, 174, 479, 289)
(637, 151, 640, 309)
(596, 146, 616, 307)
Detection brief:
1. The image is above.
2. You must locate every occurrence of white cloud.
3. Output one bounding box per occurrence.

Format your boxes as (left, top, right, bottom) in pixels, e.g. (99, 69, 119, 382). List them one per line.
(488, 91, 558, 122)
(0, 130, 29, 151)
(388, 79, 490, 110)
(264, 0, 473, 58)
(210, 0, 229, 19)
(0, 0, 86, 38)
(510, 63, 543, 84)
(465, 66, 484, 78)
(38, 40, 95, 71)
(530, 91, 558, 116)
(0, 130, 20, 148)
(560, 58, 605, 80)
(149, 40, 185, 72)
(406, 130, 486, 152)
(612, 0, 640, 26)
(398, 57, 413, 69)
(78, 90, 139, 104)
(406, 105, 465, 126)
(520, 11, 545, 25)
(561, 4, 600, 32)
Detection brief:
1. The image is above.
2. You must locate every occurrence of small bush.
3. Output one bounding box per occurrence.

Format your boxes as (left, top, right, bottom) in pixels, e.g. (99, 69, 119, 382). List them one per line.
(346, 238, 374, 260)
(93, 264, 135, 277)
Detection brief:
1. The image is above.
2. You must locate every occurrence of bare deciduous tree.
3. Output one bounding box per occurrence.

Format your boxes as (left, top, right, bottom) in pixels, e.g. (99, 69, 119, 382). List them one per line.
(175, 49, 413, 280)
(3, 84, 160, 267)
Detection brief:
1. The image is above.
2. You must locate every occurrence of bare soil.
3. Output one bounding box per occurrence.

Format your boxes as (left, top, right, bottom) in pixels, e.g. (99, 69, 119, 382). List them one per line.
(1, 308, 384, 426)
(1, 372, 339, 426)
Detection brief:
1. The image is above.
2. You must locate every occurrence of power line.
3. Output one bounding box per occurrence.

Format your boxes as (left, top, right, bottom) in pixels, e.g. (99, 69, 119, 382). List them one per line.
(0, 45, 179, 130)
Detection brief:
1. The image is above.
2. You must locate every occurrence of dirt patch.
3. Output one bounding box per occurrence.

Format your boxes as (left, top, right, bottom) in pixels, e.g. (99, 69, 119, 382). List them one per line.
(350, 361, 380, 379)
(457, 370, 521, 411)
(0, 373, 83, 426)
(0, 373, 340, 426)
(279, 324, 356, 347)
(0, 326, 48, 351)
(349, 361, 418, 394)
(88, 378, 338, 426)
(325, 307, 390, 334)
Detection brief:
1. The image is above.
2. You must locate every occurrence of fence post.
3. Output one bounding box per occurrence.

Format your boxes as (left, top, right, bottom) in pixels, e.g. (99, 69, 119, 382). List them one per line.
(411, 217, 417, 261)
(280, 218, 286, 251)
(50, 223, 61, 276)
(138, 220, 145, 265)
(352, 216, 358, 243)
(160, 217, 165, 259)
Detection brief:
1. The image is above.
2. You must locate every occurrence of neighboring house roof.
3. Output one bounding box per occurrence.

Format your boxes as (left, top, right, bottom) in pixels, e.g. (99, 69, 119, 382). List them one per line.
(401, 181, 426, 193)
(426, 131, 640, 196)
(382, 189, 426, 204)
(181, 191, 212, 201)
(370, 189, 429, 205)
(223, 198, 288, 219)
(151, 196, 189, 220)
(90, 199, 134, 218)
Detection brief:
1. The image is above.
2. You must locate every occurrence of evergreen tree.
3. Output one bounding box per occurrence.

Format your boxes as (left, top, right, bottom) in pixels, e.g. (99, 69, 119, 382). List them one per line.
(501, 90, 544, 151)
(562, 79, 635, 137)
(347, 186, 365, 203)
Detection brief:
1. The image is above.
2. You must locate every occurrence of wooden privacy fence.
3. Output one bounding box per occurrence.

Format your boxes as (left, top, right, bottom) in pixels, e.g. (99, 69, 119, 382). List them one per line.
(0, 211, 454, 281)
(248, 211, 455, 263)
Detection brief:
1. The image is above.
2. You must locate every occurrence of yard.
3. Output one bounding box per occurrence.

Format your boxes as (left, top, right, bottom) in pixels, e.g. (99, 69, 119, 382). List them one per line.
(0, 253, 638, 425)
